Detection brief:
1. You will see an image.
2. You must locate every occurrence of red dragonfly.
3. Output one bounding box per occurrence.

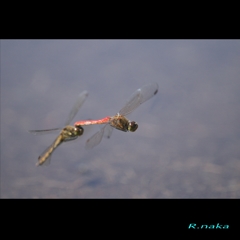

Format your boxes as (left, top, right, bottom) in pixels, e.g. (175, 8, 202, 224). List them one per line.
(74, 83, 158, 149)
(29, 91, 88, 166)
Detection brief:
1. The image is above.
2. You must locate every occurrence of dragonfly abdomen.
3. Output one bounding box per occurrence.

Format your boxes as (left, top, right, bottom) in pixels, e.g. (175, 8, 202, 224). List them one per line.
(36, 135, 63, 166)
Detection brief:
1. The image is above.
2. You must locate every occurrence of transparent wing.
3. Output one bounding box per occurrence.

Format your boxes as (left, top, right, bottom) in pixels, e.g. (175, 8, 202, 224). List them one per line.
(64, 90, 89, 126)
(85, 125, 108, 149)
(29, 91, 88, 135)
(119, 82, 158, 116)
(103, 123, 114, 139)
(28, 128, 62, 135)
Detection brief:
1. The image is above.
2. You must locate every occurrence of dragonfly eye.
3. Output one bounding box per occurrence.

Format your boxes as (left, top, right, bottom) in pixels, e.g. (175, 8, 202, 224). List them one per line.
(76, 126, 84, 135)
(128, 121, 138, 132)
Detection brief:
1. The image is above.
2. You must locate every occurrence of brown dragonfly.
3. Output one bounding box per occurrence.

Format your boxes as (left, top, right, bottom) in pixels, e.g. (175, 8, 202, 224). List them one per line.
(29, 91, 88, 166)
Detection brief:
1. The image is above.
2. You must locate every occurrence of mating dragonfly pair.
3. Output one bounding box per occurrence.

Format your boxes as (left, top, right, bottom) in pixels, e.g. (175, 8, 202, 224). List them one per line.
(29, 83, 158, 166)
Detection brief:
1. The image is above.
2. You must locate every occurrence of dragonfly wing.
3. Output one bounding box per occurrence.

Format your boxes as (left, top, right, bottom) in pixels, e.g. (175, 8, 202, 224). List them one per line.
(119, 82, 158, 116)
(85, 125, 106, 149)
(64, 90, 88, 126)
(103, 123, 114, 139)
(28, 128, 61, 135)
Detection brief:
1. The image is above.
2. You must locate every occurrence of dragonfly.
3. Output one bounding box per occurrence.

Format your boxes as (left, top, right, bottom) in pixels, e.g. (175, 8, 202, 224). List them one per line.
(74, 82, 158, 149)
(29, 90, 88, 166)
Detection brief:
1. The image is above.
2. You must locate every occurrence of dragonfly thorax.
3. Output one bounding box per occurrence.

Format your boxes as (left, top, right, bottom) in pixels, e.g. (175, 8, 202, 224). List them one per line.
(109, 115, 138, 132)
(62, 125, 84, 141)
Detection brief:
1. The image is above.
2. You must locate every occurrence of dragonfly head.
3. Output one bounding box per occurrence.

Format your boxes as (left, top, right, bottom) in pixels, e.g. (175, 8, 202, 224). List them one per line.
(75, 125, 84, 136)
(128, 121, 138, 132)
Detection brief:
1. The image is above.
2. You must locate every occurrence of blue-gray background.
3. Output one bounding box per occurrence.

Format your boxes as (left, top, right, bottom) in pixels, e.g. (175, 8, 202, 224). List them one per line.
(1, 40, 240, 198)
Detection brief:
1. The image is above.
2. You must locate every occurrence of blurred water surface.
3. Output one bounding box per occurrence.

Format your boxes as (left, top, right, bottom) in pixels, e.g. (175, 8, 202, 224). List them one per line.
(1, 40, 240, 198)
